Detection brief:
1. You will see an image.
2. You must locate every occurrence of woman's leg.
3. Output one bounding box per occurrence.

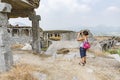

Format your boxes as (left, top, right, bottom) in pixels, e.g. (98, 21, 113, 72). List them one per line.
(84, 56, 86, 63)
(81, 57, 84, 63)
(80, 47, 86, 66)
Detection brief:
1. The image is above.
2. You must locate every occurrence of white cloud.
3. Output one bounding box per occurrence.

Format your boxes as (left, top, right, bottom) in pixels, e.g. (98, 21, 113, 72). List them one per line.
(105, 6, 120, 14)
(76, 4, 91, 13)
(37, 0, 91, 13)
(81, 0, 100, 5)
(9, 0, 120, 31)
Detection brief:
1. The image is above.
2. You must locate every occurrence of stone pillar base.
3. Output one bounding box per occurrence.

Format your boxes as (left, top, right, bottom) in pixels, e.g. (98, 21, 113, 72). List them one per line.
(0, 27, 13, 72)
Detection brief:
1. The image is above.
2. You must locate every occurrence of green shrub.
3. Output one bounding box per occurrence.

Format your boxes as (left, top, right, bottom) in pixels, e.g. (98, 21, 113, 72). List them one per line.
(108, 49, 120, 55)
(117, 49, 120, 55)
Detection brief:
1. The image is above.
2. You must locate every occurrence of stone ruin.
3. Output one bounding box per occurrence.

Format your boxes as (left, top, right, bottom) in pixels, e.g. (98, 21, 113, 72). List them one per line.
(46, 29, 118, 55)
(0, 0, 41, 72)
(0, 0, 118, 72)
(43, 30, 76, 48)
(45, 30, 94, 55)
(7, 25, 43, 45)
(99, 38, 117, 51)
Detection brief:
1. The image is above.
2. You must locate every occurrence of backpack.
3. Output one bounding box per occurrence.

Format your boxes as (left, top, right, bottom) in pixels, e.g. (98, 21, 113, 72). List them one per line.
(83, 41, 90, 49)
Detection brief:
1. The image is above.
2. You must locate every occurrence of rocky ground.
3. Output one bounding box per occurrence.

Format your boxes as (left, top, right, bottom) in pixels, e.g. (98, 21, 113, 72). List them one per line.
(0, 47, 120, 80)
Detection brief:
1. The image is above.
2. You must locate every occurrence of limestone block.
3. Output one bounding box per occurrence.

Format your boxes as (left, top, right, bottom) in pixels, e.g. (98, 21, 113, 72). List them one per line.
(0, 3, 12, 12)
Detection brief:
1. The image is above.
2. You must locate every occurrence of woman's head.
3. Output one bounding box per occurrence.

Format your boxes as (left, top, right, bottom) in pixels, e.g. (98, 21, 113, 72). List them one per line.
(83, 30, 89, 36)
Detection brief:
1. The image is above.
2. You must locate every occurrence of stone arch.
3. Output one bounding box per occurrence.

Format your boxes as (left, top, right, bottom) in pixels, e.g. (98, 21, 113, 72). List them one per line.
(12, 29, 19, 36)
(50, 34, 52, 37)
(55, 33, 58, 37)
(102, 44, 108, 51)
(7, 29, 10, 33)
(21, 29, 29, 36)
(58, 34, 60, 37)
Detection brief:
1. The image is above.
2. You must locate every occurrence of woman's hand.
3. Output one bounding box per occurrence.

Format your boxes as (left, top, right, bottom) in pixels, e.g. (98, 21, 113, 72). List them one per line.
(77, 32, 84, 41)
(77, 32, 80, 39)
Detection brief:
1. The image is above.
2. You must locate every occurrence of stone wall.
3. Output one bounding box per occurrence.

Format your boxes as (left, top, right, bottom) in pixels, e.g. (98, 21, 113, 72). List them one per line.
(9, 36, 32, 44)
(7, 26, 43, 45)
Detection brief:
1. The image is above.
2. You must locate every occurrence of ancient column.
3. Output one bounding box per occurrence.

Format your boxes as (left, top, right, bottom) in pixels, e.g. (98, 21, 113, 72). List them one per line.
(9, 28, 12, 37)
(0, 2, 13, 72)
(28, 29, 31, 37)
(29, 12, 41, 54)
(19, 29, 22, 37)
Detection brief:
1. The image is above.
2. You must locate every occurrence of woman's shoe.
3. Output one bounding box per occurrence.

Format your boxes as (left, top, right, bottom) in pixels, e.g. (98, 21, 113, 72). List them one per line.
(79, 62, 85, 66)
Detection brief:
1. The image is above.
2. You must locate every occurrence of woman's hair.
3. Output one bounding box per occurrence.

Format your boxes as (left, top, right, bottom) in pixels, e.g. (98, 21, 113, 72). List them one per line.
(83, 30, 89, 36)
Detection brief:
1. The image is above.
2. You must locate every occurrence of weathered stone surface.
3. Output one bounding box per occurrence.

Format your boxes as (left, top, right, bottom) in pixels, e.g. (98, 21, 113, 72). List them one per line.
(61, 32, 77, 41)
(29, 13, 41, 53)
(0, 13, 8, 27)
(57, 48, 70, 54)
(45, 41, 79, 55)
(9, 37, 32, 45)
(0, 27, 13, 72)
(0, 3, 13, 72)
(1, 0, 40, 18)
(99, 39, 117, 51)
(113, 36, 120, 42)
(0, 3, 12, 12)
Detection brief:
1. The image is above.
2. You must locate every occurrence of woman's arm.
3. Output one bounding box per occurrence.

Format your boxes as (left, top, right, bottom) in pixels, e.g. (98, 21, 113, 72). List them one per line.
(77, 32, 84, 41)
(77, 37, 84, 41)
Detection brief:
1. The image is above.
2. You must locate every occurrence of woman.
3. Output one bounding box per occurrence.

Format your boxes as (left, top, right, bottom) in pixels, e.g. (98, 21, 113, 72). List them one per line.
(77, 30, 89, 66)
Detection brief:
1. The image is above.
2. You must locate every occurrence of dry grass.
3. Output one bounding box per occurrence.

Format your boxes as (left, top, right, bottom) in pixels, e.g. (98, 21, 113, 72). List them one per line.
(94, 36, 111, 41)
(88, 49, 107, 56)
(0, 64, 38, 80)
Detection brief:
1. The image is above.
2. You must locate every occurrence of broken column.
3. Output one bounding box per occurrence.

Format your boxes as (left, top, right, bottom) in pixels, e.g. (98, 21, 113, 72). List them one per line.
(0, 2, 13, 72)
(29, 12, 41, 54)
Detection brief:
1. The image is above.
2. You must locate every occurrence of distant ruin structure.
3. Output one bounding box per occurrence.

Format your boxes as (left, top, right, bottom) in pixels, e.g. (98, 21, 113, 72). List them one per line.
(7, 25, 43, 44)
(0, 0, 41, 72)
(43, 30, 76, 47)
(99, 38, 117, 51)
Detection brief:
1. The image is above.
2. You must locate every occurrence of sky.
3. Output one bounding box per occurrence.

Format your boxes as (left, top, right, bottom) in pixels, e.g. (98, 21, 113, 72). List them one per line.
(9, 0, 120, 32)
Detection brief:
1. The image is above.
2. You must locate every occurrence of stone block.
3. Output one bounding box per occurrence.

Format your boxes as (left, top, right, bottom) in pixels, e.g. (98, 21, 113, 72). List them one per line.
(0, 3, 12, 12)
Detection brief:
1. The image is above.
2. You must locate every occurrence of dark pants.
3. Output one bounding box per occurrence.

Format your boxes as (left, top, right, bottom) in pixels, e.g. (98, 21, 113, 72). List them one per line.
(80, 47, 86, 58)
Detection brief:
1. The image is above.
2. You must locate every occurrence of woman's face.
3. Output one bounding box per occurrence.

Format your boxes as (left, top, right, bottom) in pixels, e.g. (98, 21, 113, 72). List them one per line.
(83, 35, 88, 38)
